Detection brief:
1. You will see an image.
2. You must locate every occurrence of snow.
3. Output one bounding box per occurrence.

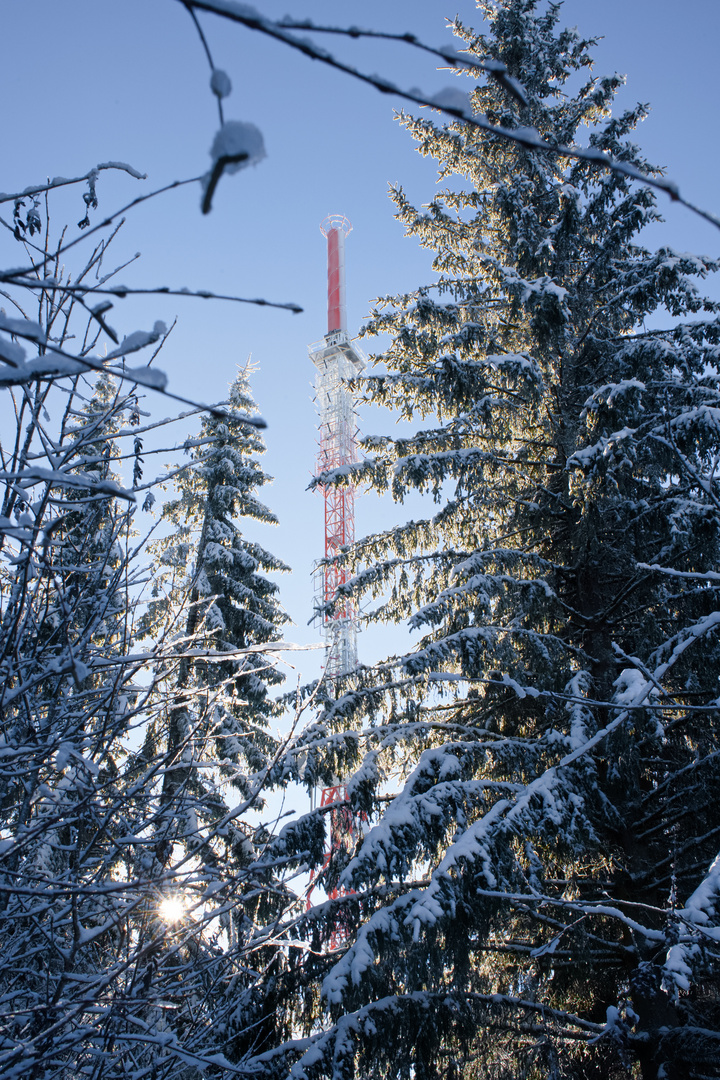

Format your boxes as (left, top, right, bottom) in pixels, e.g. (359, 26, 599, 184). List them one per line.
(565, 672, 594, 750)
(663, 944, 696, 994)
(680, 853, 720, 930)
(105, 321, 167, 360)
(197, 1, 265, 22)
(0, 312, 46, 343)
(210, 69, 232, 98)
(124, 365, 168, 391)
(209, 120, 266, 172)
(428, 87, 472, 114)
(95, 161, 147, 180)
(512, 125, 545, 148)
(654, 610, 720, 681)
(613, 668, 651, 706)
(323, 901, 414, 1004)
(639, 563, 720, 583)
(493, 71, 528, 107)
(0, 352, 95, 385)
(656, 250, 710, 275)
(501, 673, 541, 699)
(0, 466, 135, 501)
(568, 426, 638, 470)
(519, 277, 568, 303)
(485, 352, 538, 373)
(0, 335, 25, 368)
(665, 851, 720, 993)
(1, 3, 719, 1071)
(596, 378, 646, 407)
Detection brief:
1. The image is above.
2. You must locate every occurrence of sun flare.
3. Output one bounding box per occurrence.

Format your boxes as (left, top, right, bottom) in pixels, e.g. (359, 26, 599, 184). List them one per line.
(158, 895, 186, 924)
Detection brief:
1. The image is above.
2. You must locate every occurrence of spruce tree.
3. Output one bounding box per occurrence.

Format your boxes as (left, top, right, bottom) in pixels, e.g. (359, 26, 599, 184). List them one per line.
(145, 361, 290, 806)
(137, 364, 301, 1069)
(137, 363, 290, 971)
(291, 3, 720, 1077)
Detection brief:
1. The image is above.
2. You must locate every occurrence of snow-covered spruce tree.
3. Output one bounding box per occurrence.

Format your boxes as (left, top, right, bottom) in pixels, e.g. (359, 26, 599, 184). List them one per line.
(285, 3, 720, 1078)
(136, 364, 302, 1061)
(144, 362, 290, 815)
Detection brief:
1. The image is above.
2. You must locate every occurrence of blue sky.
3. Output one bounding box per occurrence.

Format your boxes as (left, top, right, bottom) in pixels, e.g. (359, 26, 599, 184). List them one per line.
(2, 0, 719, 686)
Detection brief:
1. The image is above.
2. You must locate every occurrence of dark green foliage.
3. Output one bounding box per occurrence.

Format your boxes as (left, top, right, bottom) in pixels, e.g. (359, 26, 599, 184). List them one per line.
(289, 3, 720, 1077)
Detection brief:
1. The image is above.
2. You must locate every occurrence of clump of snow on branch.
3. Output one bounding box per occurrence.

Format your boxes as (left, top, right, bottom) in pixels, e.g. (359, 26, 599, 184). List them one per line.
(201, 120, 267, 213)
(429, 87, 472, 113)
(105, 320, 167, 360)
(612, 668, 651, 706)
(0, 312, 46, 343)
(210, 69, 232, 98)
(664, 851, 720, 994)
(209, 120, 265, 173)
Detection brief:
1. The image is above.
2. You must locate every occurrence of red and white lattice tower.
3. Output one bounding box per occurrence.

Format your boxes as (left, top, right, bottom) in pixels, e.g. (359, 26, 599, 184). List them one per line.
(306, 216, 364, 947)
(307, 784, 356, 950)
(308, 214, 365, 679)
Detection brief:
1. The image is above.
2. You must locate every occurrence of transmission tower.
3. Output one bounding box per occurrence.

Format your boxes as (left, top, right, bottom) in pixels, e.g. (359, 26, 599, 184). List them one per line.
(307, 215, 365, 945)
(308, 214, 365, 679)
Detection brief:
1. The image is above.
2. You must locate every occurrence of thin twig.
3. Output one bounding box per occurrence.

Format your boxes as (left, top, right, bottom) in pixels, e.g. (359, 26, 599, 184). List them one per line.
(8, 277, 302, 314)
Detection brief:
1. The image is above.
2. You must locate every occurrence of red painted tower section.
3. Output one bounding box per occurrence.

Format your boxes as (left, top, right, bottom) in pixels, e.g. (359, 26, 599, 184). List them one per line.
(306, 784, 357, 950)
(326, 224, 346, 333)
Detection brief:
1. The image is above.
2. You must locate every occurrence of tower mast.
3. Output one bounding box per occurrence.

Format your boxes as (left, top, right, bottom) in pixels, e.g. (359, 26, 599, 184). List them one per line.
(309, 214, 365, 678)
(306, 216, 364, 947)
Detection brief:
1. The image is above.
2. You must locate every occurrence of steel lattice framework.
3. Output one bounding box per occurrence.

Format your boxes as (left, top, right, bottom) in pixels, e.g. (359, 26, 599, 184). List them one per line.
(306, 784, 357, 950)
(309, 214, 365, 679)
(306, 217, 365, 948)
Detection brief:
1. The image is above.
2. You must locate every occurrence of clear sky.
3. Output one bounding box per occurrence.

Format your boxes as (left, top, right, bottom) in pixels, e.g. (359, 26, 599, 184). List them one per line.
(2, 0, 719, 689)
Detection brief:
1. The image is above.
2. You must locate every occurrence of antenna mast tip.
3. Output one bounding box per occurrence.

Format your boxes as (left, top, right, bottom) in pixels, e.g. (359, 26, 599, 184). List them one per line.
(320, 213, 352, 238)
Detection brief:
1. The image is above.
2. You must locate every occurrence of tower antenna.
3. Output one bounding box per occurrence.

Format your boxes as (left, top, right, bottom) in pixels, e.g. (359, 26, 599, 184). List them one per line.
(309, 214, 365, 679)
